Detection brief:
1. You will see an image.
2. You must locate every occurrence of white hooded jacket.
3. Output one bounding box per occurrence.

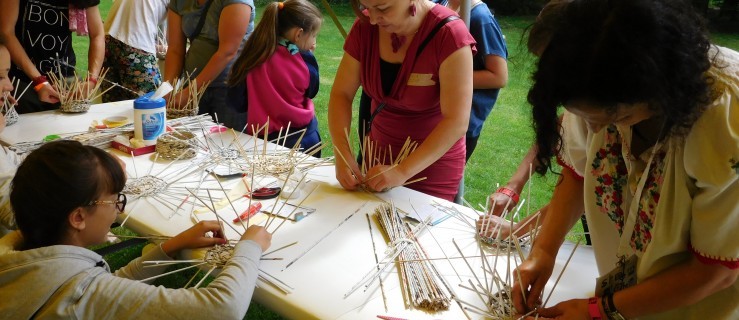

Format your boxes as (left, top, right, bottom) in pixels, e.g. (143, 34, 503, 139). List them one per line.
(0, 231, 262, 319)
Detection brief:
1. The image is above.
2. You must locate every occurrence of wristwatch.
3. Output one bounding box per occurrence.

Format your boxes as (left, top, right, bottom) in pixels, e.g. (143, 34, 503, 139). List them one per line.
(588, 297, 603, 320)
(602, 293, 627, 320)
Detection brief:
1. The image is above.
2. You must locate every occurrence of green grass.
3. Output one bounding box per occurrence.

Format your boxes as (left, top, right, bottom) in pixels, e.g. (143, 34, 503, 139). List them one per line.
(77, 2, 739, 319)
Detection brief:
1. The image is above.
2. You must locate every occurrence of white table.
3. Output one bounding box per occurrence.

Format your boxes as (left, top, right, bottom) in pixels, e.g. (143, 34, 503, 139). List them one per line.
(0, 101, 133, 145)
(0, 104, 599, 320)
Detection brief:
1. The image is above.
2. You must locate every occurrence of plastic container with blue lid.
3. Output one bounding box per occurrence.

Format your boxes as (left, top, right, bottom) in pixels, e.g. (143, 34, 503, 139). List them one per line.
(133, 92, 166, 146)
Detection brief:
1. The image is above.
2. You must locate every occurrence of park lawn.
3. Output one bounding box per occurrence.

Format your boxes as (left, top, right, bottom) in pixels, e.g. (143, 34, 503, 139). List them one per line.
(72, 2, 739, 319)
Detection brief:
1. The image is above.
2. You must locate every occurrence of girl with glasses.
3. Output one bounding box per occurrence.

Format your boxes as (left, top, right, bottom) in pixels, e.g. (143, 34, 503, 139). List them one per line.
(0, 140, 272, 318)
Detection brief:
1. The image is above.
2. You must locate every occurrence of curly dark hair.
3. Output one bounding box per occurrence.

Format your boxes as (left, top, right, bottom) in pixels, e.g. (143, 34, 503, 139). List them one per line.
(527, 0, 712, 175)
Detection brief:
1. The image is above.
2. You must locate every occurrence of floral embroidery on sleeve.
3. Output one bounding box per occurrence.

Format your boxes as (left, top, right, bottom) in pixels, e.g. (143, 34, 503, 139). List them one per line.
(591, 125, 629, 235)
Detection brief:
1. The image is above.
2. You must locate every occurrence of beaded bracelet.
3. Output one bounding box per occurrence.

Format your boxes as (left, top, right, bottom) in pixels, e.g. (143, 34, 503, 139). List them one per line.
(496, 187, 520, 204)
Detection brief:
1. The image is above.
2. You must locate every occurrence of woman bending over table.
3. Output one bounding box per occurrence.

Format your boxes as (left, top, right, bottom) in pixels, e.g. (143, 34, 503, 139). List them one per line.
(512, 0, 739, 319)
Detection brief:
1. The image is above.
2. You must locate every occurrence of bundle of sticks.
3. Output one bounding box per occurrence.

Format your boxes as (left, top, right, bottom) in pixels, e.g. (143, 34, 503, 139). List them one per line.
(334, 130, 426, 191)
(375, 203, 450, 311)
(47, 68, 111, 113)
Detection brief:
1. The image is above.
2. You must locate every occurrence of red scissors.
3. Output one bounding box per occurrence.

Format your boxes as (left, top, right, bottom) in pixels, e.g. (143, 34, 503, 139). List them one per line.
(233, 202, 263, 223)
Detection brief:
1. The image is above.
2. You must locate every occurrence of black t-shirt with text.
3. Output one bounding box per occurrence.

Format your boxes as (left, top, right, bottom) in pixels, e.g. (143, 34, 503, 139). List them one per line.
(11, 0, 100, 82)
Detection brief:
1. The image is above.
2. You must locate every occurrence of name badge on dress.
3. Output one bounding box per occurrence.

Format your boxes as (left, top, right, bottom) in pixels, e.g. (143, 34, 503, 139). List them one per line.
(595, 254, 638, 297)
(407, 73, 435, 86)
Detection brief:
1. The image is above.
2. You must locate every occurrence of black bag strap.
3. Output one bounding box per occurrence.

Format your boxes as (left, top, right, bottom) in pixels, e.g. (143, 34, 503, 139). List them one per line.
(189, 0, 215, 42)
(416, 15, 459, 57)
(367, 15, 460, 132)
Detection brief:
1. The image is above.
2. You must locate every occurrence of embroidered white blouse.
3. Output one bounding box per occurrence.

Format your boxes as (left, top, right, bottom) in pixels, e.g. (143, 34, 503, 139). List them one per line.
(558, 46, 739, 319)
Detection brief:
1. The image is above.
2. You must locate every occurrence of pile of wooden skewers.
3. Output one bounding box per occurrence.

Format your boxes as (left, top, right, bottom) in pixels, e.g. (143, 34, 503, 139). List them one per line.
(374, 203, 451, 311)
(47, 68, 112, 113)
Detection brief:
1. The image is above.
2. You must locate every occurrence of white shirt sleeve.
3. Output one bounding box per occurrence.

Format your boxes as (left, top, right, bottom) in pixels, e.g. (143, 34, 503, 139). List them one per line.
(684, 87, 739, 264)
(558, 110, 593, 178)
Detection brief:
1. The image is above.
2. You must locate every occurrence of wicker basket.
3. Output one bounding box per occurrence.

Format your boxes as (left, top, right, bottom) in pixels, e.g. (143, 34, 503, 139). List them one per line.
(156, 131, 197, 160)
(60, 99, 91, 113)
(166, 107, 198, 119)
(1, 102, 19, 126)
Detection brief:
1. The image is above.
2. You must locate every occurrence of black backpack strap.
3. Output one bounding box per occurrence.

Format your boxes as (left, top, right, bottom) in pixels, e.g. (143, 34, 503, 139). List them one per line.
(416, 15, 460, 57)
(189, 0, 215, 42)
(367, 15, 461, 133)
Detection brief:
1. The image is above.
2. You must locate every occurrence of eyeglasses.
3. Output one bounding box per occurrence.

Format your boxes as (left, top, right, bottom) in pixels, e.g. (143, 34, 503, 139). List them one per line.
(87, 193, 127, 213)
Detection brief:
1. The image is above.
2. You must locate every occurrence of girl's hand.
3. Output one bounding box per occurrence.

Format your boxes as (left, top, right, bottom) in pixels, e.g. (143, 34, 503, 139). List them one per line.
(240, 225, 271, 252)
(364, 164, 405, 192)
(488, 188, 518, 216)
(161, 221, 228, 257)
(476, 214, 517, 239)
(535, 299, 591, 320)
(37, 84, 60, 104)
(334, 155, 362, 190)
(165, 86, 192, 110)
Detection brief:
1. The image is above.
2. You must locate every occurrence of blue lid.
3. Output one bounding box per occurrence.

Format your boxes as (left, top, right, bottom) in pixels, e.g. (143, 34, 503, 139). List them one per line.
(134, 92, 166, 109)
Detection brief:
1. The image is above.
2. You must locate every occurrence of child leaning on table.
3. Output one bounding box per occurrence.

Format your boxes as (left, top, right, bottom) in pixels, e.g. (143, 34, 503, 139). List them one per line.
(227, 0, 323, 157)
(0, 140, 272, 319)
(0, 43, 21, 233)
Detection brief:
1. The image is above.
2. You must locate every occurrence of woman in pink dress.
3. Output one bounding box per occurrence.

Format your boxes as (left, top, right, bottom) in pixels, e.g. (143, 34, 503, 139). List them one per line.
(328, 0, 476, 201)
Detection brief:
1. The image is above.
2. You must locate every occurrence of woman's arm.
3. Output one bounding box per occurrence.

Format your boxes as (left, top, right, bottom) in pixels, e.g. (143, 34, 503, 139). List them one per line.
(190, 3, 251, 88)
(364, 46, 473, 191)
(0, 0, 59, 102)
(472, 54, 507, 89)
(512, 165, 585, 313)
(327, 52, 362, 190)
(0, 0, 36, 79)
(538, 256, 739, 319)
(164, 9, 186, 84)
(85, 6, 104, 79)
(616, 257, 738, 317)
(487, 144, 538, 215)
